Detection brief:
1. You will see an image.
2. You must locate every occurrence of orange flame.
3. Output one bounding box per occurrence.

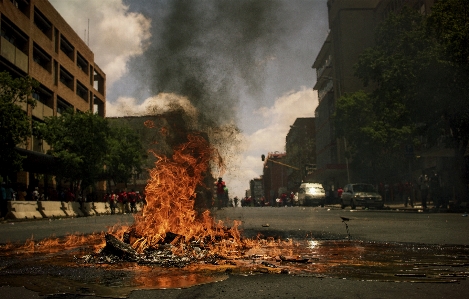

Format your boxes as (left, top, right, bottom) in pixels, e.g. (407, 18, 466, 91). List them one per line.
(131, 134, 243, 255)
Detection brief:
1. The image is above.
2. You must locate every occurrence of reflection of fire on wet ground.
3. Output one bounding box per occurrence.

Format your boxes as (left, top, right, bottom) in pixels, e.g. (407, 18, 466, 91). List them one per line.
(1, 237, 469, 297)
(1, 131, 469, 297)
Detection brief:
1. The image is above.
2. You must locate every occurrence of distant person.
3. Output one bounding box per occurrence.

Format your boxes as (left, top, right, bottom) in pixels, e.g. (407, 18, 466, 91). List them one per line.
(418, 172, 429, 209)
(0, 182, 6, 218)
(430, 171, 441, 209)
(216, 177, 225, 210)
(32, 187, 40, 201)
(337, 187, 344, 199)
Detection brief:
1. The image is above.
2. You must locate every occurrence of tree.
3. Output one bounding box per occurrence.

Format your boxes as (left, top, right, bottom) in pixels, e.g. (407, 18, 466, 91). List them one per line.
(335, 3, 469, 191)
(334, 8, 432, 183)
(39, 110, 109, 193)
(105, 124, 145, 189)
(0, 71, 38, 178)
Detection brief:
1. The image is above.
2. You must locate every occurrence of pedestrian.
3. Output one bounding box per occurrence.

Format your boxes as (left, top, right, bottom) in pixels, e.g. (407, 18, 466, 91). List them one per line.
(4, 183, 14, 202)
(117, 190, 127, 214)
(430, 171, 441, 209)
(135, 191, 142, 210)
(0, 182, 7, 219)
(109, 192, 116, 215)
(32, 187, 40, 201)
(281, 192, 288, 207)
(65, 188, 75, 202)
(337, 187, 344, 199)
(234, 196, 239, 207)
(404, 181, 413, 207)
(215, 177, 225, 210)
(418, 172, 429, 209)
(223, 184, 229, 207)
(128, 189, 137, 213)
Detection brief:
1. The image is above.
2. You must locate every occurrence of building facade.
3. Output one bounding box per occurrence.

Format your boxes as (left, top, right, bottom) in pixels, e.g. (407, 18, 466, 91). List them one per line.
(285, 117, 316, 190)
(262, 152, 289, 206)
(312, 0, 434, 193)
(0, 0, 106, 189)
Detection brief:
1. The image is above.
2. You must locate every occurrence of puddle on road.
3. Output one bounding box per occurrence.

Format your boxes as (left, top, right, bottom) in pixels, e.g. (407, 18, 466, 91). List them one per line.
(1, 239, 468, 298)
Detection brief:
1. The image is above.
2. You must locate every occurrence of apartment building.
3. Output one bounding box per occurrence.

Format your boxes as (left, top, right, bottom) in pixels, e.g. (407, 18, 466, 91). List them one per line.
(285, 117, 316, 190)
(311, 0, 434, 192)
(0, 0, 106, 188)
(262, 152, 288, 205)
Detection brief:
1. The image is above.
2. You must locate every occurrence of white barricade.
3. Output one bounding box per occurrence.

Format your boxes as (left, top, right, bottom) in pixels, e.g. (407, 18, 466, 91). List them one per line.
(93, 202, 111, 215)
(81, 202, 96, 216)
(136, 202, 145, 212)
(7, 201, 43, 219)
(61, 202, 85, 217)
(38, 201, 67, 218)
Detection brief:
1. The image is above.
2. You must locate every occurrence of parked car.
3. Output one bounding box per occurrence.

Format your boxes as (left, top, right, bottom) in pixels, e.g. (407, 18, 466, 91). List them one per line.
(340, 183, 383, 209)
(297, 183, 325, 207)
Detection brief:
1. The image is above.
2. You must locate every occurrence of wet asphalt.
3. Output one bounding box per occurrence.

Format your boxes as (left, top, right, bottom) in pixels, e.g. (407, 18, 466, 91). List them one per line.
(1, 205, 469, 298)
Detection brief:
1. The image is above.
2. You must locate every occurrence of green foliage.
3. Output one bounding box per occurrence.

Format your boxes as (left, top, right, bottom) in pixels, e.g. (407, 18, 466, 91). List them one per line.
(105, 124, 145, 187)
(334, 4, 469, 182)
(0, 71, 38, 174)
(39, 110, 110, 191)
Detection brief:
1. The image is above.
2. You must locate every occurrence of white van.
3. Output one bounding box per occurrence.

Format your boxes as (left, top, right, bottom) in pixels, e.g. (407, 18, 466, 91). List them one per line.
(297, 183, 326, 207)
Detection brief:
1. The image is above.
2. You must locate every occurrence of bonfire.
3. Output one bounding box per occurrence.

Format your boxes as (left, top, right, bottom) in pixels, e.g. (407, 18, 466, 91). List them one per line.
(86, 133, 252, 266)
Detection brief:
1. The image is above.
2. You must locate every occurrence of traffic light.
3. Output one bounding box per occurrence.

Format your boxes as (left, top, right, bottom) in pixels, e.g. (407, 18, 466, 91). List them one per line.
(261, 154, 265, 161)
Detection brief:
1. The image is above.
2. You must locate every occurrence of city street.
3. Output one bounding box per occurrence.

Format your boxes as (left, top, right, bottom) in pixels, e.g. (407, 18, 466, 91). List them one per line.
(1, 206, 469, 298)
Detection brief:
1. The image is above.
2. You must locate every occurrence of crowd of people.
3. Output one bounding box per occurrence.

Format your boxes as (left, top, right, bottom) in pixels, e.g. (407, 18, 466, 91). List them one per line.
(103, 190, 145, 214)
(0, 182, 147, 218)
(375, 170, 450, 209)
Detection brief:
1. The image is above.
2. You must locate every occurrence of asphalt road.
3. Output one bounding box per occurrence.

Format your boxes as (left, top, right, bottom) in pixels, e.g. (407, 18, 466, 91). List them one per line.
(1, 206, 469, 299)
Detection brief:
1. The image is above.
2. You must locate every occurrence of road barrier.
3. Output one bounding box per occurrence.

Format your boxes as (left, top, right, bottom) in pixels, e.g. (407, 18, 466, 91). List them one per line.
(93, 202, 111, 215)
(61, 202, 85, 217)
(7, 201, 43, 220)
(5, 200, 145, 220)
(136, 202, 144, 212)
(38, 201, 67, 218)
(81, 202, 96, 216)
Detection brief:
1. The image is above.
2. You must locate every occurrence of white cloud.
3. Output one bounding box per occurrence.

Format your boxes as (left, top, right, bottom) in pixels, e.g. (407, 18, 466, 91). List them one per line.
(249, 87, 317, 153)
(224, 87, 318, 197)
(49, 0, 151, 88)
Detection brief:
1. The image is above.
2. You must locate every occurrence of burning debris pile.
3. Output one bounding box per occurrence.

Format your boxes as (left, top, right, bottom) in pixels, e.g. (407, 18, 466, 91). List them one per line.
(83, 132, 252, 267)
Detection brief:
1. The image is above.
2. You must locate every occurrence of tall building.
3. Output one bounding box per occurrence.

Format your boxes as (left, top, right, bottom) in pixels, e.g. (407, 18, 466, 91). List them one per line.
(262, 152, 288, 205)
(312, 0, 434, 192)
(0, 0, 106, 189)
(285, 117, 316, 190)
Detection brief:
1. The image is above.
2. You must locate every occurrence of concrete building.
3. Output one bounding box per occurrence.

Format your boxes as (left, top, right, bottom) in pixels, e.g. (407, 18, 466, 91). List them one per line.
(262, 152, 288, 206)
(285, 117, 316, 191)
(311, 0, 434, 193)
(249, 177, 264, 205)
(0, 0, 106, 189)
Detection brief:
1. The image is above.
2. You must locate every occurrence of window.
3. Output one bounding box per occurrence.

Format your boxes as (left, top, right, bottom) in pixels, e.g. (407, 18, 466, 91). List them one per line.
(76, 80, 88, 101)
(0, 18, 28, 53)
(10, 0, 30, 17)
(32, 86, 52, 106)
(60, 35, 74, 60)
(33, 43, 51, 72)
(77, 52, 88, 74)
(59, 66, 74, 90)
(34, 7, 52, 39)
(57, 96, 72, 114)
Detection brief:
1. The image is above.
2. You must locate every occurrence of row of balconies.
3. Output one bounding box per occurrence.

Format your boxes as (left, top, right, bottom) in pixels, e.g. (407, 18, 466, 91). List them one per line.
(0, 36, 28, 72)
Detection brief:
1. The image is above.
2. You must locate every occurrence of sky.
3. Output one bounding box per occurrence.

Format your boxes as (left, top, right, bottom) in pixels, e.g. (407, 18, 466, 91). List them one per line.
(49, 0, 329, 198)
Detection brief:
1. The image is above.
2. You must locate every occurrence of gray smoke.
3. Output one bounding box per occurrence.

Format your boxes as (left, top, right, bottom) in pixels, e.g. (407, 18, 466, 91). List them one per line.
(128, 0, 283, 126)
